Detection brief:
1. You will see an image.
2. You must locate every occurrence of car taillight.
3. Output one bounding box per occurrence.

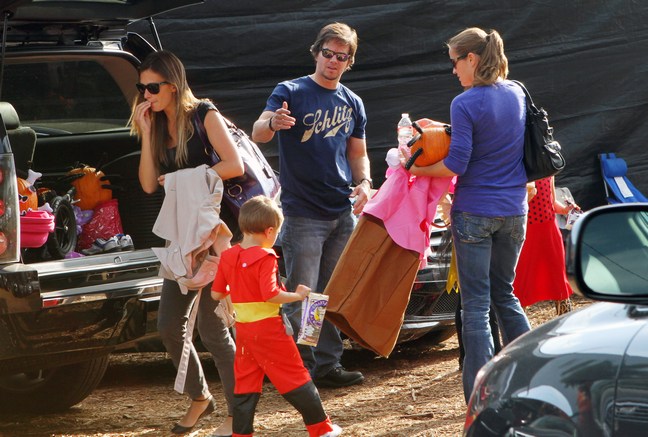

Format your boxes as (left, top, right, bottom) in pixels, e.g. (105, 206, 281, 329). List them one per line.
(0, 134, 21, 263)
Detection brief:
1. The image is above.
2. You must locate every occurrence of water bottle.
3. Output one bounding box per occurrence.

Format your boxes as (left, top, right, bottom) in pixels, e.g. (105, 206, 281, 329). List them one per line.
(397, 113, 413, 158)
(397, 113, 413, 147)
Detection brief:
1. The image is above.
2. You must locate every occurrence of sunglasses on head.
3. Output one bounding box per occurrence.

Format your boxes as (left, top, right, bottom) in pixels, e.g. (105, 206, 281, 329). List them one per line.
(321, 48, 351, 62)
(136, 81, 170, 94)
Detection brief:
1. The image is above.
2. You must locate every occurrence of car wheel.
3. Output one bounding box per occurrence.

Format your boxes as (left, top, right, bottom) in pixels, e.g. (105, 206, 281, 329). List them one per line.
(0, 355, 109, 413)
(46, 196, 78, 259)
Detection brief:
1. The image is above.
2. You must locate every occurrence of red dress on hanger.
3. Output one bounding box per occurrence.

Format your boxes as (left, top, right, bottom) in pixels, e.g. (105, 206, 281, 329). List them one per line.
(513, 177, 573, 307)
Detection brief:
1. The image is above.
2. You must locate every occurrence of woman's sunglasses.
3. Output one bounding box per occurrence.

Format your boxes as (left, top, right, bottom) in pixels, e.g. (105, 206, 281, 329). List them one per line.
(450, 54, 467, 69)
(321, 48, 351, 62)
(136, 81, 170, 94)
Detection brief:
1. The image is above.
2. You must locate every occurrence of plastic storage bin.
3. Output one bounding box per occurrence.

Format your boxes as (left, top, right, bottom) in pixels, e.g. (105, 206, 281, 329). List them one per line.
(20, 210, 55, 248)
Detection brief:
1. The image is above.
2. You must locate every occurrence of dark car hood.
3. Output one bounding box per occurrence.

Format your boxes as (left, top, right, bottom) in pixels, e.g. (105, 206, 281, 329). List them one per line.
(508, 302, 647, 362)
(482, 302, 648, 432)
(502, 302, 646, 393)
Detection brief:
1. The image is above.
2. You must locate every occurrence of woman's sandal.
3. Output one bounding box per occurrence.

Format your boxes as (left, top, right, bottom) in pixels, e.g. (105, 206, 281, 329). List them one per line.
(555, 298, 573, 316)
(171, 395, 215, 434)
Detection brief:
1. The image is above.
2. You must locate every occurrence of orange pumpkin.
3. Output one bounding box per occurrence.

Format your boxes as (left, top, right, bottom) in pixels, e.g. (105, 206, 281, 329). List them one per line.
(67, 165, 112, 210)
(406, 120, 451, 169)
(17, 177, 38, 213)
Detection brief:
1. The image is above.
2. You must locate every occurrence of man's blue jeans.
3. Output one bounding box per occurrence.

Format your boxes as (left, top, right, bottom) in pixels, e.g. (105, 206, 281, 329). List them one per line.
(451, 211, 531, 402)
(280, 212, 356, 379)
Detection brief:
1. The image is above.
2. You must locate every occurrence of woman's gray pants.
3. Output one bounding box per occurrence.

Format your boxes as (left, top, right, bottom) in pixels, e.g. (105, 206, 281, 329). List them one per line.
(157, 278, 235, 415)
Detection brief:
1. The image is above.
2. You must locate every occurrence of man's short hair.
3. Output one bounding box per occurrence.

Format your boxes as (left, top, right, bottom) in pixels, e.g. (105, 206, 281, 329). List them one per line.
(310, 22, 358, 69)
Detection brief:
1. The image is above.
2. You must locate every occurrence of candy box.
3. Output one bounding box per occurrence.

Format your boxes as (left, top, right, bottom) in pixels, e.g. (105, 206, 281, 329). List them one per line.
(297, 292, 329, 347)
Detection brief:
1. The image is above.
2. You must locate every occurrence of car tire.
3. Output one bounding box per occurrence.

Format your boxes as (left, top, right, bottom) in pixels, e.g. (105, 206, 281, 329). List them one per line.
(0, 355, 109, 413)
(46, 196, 78, 259)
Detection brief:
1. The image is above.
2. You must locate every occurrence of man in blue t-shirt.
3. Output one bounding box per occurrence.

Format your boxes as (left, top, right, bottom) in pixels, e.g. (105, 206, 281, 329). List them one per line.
(252, 22, 371, 388)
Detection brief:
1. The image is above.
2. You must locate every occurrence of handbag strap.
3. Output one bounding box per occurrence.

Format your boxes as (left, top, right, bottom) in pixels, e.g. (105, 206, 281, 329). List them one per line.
(194, 104, 275, 176)
(193, 103, 222, 164)
(511, 79, 536, 109)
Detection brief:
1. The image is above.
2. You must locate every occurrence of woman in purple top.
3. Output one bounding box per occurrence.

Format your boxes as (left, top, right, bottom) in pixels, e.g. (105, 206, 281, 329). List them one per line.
(408, 27, 531, 403)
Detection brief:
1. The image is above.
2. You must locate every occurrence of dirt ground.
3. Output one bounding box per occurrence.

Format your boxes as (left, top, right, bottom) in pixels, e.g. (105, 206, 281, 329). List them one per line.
(0, 297, 591, 437)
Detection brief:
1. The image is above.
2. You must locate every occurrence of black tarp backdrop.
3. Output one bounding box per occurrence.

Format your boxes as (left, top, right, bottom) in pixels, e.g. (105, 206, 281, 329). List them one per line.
(129, 0, 648, 210)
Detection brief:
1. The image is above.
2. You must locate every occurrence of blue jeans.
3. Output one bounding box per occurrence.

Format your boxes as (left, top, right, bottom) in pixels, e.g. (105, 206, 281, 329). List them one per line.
(451, 212, 531, 403)
(280, 212, 356, 379)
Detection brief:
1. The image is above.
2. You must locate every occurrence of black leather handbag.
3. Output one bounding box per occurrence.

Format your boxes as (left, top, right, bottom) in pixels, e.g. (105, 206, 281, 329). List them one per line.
(194, 106, 280, 217)
(513, 80, 566, 182)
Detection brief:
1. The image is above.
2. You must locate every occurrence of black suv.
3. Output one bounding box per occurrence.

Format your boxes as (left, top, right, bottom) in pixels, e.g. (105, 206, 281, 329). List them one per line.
(0, 0, 456, 413)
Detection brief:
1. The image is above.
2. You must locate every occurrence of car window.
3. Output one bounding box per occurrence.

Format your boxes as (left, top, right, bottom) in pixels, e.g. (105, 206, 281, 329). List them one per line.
(2, 57, 134, 134)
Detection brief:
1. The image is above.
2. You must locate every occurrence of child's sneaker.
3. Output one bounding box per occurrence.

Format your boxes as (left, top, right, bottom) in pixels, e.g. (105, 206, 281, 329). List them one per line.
(321, 424, 342, 437)
(116, 234, 134, 251)
(81, 236, 120, 255)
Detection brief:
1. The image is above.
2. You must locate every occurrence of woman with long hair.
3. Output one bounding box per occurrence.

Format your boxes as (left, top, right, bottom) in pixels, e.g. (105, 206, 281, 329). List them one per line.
(131, 50, 243, 435)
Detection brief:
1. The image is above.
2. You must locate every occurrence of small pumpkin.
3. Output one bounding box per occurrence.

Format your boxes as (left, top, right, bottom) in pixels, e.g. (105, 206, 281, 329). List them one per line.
(66, 165, 112, 210)
(405, 120, 451, 170)
(17, 177, 37, 213)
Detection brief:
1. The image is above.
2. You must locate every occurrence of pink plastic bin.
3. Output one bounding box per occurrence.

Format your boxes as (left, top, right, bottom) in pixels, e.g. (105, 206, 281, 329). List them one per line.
(20, 210, 55, 248)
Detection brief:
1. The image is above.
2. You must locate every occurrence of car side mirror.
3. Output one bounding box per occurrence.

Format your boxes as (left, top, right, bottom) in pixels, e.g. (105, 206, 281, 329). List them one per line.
(569, 203, 648, 303)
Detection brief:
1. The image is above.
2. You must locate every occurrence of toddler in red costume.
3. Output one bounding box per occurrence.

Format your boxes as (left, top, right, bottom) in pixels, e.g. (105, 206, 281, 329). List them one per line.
(211, 196, 341, 437)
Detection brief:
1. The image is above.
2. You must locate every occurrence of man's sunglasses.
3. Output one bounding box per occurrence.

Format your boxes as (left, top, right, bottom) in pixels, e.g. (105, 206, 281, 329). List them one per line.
(321, 48, 351, 62)
(136, 81, 170, 94)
